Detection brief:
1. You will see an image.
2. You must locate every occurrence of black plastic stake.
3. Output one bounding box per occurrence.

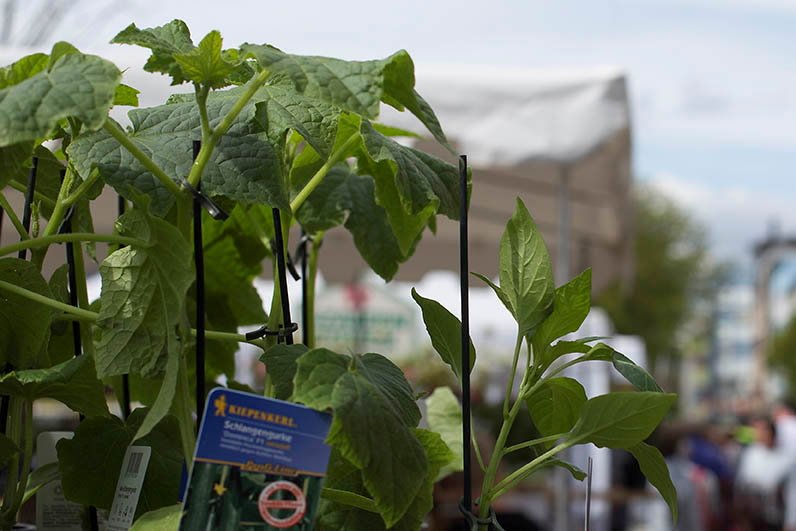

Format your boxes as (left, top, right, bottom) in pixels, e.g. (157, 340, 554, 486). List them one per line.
(585, 457, 593, 531)
(118, 195, 132, 421)
(60, 169, 99, 531)
(459, 156, 472, 516)
(0, 157, 38, 436)
(192, 140, 207, 427)
(300, 230, 309, 346)
(272, 208, 294, 345)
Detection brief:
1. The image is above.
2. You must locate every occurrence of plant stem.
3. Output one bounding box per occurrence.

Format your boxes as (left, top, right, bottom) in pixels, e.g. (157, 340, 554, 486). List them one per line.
(0, 398, 22, 523)
(488, 440, 573, 501)
(195, 84, 211, 144)
(0, 233, 145, 258)
(103, 119, 183, 198)
(0, 280, 98, 321)
(290, 134, 361, 213)
(0, 192, 28, 240)
(503, 433, 567, 454)
(39, 168, 76, 240)
(187, 69, 271, 189)
(306, 231, 323, 348)
(11, 401, 33, 511)
(544, 354, 590, 380)
(7, 181, 55, 210)
(191, 328, 264, 350)
(503, 332, 523, 419)
(62, 169, 102, 207)
(471, 413, 486, 471)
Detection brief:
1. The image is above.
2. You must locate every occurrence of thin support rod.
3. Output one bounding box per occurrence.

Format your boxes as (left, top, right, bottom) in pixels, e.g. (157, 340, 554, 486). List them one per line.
(459, 155, 472, 514)
(17, 157, 38, 260)
(272, 208, 294, 345)
(301, 230, 309, 346)
(585, 457, 593, 531)
(192, 140, 206, 427)
(118, 195, 131, 420)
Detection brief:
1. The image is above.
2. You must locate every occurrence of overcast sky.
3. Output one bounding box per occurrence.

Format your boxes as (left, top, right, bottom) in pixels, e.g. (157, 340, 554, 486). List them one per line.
(5, 0, 796, 265)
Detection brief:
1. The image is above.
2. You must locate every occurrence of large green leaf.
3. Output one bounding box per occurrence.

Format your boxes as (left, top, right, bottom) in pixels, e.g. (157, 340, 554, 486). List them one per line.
(498, 198, 555, 338)
(425, 386, 464, 479)
(586, 344, 664, 392)
(293, 349, 425, 526)
(525, 377, 587, 440)
(259, 343, 309, 400)
(0, 257, 53, 369)
(129, 504, 181, 531)
(411, 289, 474, 381)
(533, 269, 592, 361)
(0, 355, 109, 417)
(111, 20, 196, 85)
(174, 30, 238, 89)
(241, 44, 449, 149)
(0, 47, 120, 146)
(94, 200, 192, 378)
(628, 442, 678, 524)
(294, 162, 416, 280)
(57, 408, 183, 516)
(567, 392, 676, 449)
(132, 348, 179, 442)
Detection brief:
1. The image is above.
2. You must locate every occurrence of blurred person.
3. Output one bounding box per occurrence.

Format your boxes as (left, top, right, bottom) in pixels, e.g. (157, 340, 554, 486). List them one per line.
(733, 417, 791, 530)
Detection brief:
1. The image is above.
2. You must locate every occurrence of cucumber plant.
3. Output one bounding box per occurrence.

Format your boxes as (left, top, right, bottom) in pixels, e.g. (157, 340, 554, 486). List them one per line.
(411, 198, 678, 530)
(0, 19, 465, 530)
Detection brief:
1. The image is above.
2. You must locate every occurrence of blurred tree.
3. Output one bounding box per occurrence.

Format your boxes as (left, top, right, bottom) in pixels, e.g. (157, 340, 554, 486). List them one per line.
(769, 312, 796, 400)
(596, 184, 727, 381)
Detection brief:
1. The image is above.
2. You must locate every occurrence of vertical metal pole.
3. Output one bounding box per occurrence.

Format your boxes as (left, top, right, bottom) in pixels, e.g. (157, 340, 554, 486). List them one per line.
(192, 140, 206, 425)
(272, 208, 294, 345)
(301, 231, 309, 346)
(0, 157, 37, 435)
(459, 156, 472, 516)
(118, 195, 131, 421)
(61, 169, 99, 531)
(585, 457, 593, 531)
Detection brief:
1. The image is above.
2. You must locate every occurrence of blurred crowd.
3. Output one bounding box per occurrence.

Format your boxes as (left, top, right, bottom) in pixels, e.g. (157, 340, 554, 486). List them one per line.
(621, 402, 796, 531)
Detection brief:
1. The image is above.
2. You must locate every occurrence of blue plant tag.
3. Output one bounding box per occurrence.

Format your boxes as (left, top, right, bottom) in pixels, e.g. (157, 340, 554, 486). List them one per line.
(180, 388, 333, 530)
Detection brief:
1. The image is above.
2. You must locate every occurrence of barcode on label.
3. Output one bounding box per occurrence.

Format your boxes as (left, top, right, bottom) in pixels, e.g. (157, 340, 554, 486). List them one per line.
(126, 452, 144, 476)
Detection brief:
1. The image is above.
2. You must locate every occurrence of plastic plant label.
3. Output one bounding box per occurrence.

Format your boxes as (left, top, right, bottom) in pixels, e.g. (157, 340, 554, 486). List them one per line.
(180, 388, 333, 530)
(107, 445, 151, 531)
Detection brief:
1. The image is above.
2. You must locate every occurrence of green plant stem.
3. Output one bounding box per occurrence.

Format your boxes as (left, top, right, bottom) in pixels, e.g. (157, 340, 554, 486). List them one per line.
(306, 231, 323, 348)
(503, 332, 524, 419)
(187, 68, 271, 189)
(103, 119, 183, 198)
(489, 441, 573, 502)
(11, 401, 33, 511)
(62, 169, 102, 207)
(39, 168, 75, 240)
(190, 328, 264, 350)
(544, 354, 589, 380)
(471, 413, 486, 472)
(503, 433, 567, 454)
(195, 84, 211, 144)
(0, 233, 145, 257)
(0, 280, 98, 321)
(290, 134, 361, 213)
(0, 192, 28, 240)
(7, 181, 55, 210)
(0, 398, 22, 524)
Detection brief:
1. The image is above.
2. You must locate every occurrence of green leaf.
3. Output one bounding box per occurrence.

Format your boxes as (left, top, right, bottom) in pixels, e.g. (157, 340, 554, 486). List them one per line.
(294, 163, 414, 280)
(240, 45, 449, 148)
(0, 355, 109, 417)
(129, 504, 181, 531)
(425, 386, 464, 479)
(133, 348, 179, 442)
(0, 257, 53, 369)
(0, 52, 48, 90)
(541, 338, 598, 370)
(499, 198, 555, 338)
(174, 30, 238, 89)
(567, 392, 676, 449)
(411, 288, 474, 380)
(111, 20, 195, 85)
(259, 343, 308, 400)
(22, 462, 59, 504)
(114, 84, 140, 107)
(57, 408, 183, 516)
(293, 349, 425, 526)
(611, 351, 663, 392)
(371, 123, 422, 138)
(0, 141, 35, 189)
(472, 272, 514, 314)
(628, 442, 678, 524)
(0, 50, 120, 145)
(0, 433, 20, 469)
(48, 41, 81, 70)
(525, 377, 586, 440)
(321, 488, 379, 513)
(533, 269, 592, 359)
(94, 200, 192, 378)
(540, 458, 587, 481)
